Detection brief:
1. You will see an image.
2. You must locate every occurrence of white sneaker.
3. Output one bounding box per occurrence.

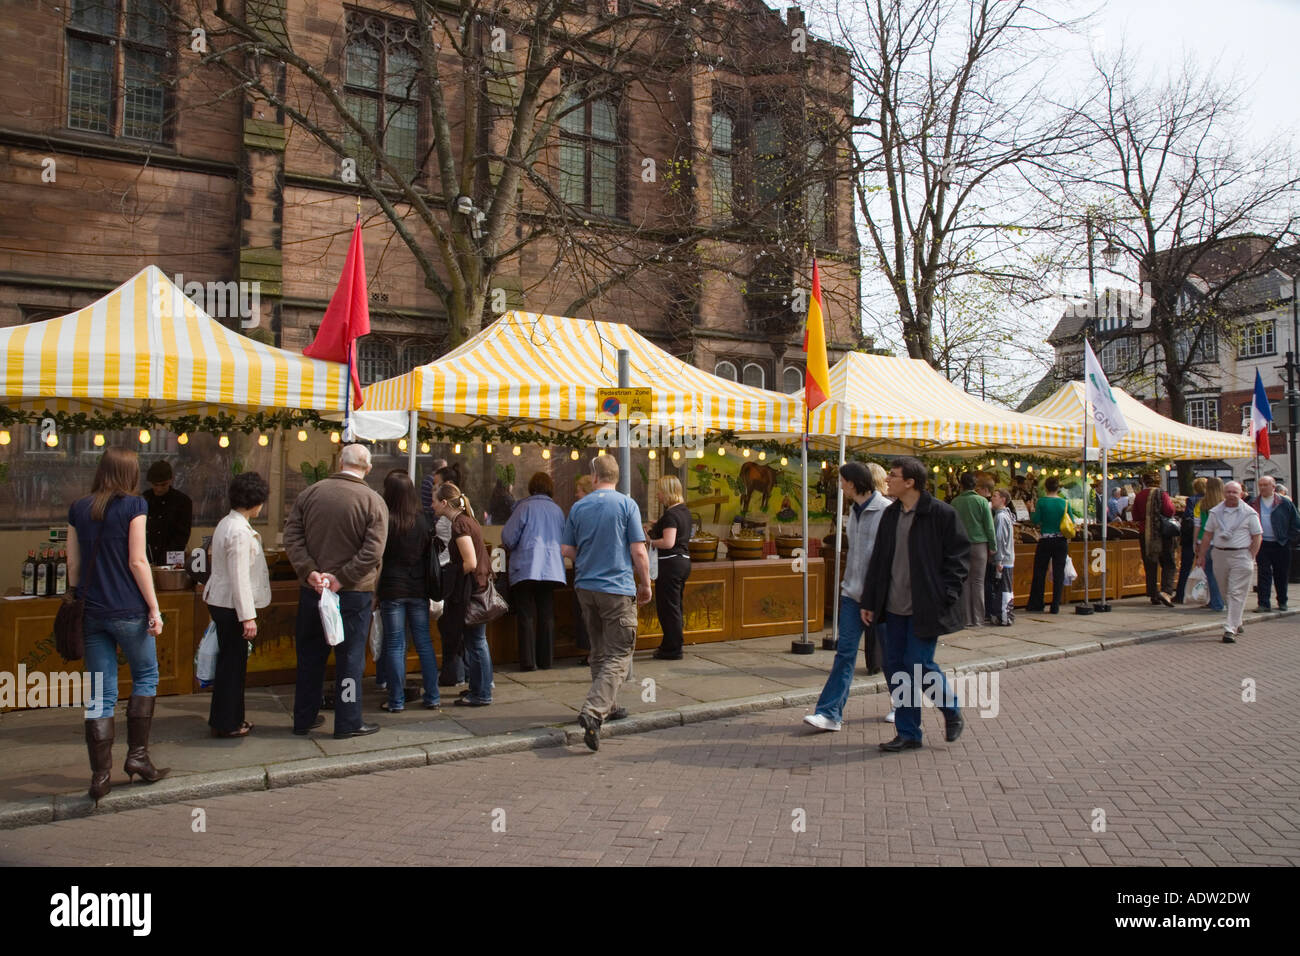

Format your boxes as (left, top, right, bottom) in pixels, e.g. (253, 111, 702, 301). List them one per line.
(885, 710, 896, 723)
(803, 713, 842, 732)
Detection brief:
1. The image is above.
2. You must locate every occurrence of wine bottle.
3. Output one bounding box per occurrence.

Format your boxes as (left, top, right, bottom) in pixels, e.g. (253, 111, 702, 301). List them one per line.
(35, 547, 49, 597)
(21, 550, 35, 596)
(55, 549, 68, 596)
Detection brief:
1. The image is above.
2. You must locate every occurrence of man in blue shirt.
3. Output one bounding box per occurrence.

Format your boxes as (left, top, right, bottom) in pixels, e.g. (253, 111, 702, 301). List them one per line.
(1250, 475, 1300, 612)
(562, 454, 652, 750)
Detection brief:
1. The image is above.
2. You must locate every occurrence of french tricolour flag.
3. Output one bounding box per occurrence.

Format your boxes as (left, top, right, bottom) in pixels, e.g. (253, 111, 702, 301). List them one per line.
(1250, 368, 1272, 459)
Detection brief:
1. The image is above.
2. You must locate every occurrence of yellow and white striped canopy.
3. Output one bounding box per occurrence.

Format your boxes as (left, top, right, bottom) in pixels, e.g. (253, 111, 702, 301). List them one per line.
(362, 310, 807, 438)
(0, 266, 348, 416)
(791, 353, 1082, 454)
(1026, 381, 1254, 461)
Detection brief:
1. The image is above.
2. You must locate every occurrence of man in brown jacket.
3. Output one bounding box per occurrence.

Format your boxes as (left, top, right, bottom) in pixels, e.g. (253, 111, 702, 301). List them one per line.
(285, 443, 388, 738)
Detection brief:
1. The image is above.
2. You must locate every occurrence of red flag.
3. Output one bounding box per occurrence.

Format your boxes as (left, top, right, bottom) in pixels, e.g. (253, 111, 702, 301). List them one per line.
(304, 219, 370, 408)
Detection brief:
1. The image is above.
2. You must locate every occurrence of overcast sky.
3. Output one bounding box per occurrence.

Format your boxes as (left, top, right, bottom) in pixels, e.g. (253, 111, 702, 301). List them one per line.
(1078, 0, 1300, 152)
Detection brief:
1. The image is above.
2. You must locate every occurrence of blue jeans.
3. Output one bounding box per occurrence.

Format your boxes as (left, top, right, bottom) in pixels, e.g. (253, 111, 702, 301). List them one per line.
(460, 616, 492, 704)
(882, 612, 959, 742)
(1204, 551, 1225, 610)
(83, 613, 157, 719)
(814, 595, 882, 723)
(381, 598, 440, 709)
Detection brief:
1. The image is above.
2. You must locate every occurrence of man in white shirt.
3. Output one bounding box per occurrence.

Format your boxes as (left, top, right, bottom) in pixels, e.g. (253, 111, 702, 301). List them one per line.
(1195, 481, 1263, 643)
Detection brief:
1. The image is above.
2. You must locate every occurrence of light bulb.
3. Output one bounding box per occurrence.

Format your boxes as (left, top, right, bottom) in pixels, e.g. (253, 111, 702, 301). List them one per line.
(1002, 459, 1008, 467)
(220, 434, 232, 448)
(454, 443, 462, 454)
(512, 445, 521, 456)
(718, 447, 725, 456)
(1014, 461, 1021, 469)
(485, 443, 493, 454)
(1052, 469, 1059, 476)
(598, 448, 606, 456)
(671, 450, 680, 461)
(570, 449, 580, 461)
(758, 451, 766, 461)
(258, 434, 269, 446)
(177, 432, 189, 445)
(93, 433, 106, 447)
(0, 430, 9, 445)
(933, 466, 940, 473)
(420, 442, 430, 454)
(541, 448, 551, 460)
(780, 457, 788, 466)
(138, 429, 151, 444)
(697, 449, 706, 459)
(297, 429, 308, 442)
(46, 433, 58, 448)
(742, 448, 751, 458)
(648, 449, 657, 459)
(328, 432, 339, 444)
(398, 438, 408, 452)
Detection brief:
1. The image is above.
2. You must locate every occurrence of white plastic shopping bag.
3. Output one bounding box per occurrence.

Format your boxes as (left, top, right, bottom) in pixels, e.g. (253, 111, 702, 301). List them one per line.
(319, 587, 345, 646)
(195, 621, 219, 686)
(1186, 567, 1209, 606)
(648, 545, 659, 582)
(1063, 555, 1078, 587)
(368, 609, 383, 662)
(429, 598, 444, 621)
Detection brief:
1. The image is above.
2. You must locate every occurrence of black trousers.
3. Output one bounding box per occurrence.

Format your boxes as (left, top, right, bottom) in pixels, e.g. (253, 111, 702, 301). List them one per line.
(513, 579, 557, 670)
(654, 556, 691, 654)
(1174, 539, 1196, 602)
(1028, 536, 1068, 611)
(437, 609, 467, 685)
(983, 556, 999, 621)
(293, 587, 370, 734)
(1257, 540, 1290, 608)
(207, 605, 248, 733)
(1143, 541, 1176, 600)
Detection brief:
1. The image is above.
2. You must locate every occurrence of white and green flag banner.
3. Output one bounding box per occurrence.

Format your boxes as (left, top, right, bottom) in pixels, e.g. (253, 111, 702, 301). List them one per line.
(1084, 339, 1129, 449)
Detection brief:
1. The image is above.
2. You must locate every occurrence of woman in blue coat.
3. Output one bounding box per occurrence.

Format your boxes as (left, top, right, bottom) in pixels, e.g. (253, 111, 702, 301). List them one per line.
(501, 472, 568, 670)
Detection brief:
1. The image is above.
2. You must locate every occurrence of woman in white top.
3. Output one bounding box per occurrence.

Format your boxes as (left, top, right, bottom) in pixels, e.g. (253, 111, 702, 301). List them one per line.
(203, 472, 272, 737)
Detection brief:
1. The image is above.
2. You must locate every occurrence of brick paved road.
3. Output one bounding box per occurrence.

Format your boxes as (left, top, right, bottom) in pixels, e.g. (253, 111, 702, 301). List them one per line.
(2, 617, 1296, 866)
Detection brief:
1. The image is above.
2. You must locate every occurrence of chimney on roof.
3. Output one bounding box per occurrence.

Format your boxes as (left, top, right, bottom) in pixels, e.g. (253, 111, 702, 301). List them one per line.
(787, 6, 805, 29)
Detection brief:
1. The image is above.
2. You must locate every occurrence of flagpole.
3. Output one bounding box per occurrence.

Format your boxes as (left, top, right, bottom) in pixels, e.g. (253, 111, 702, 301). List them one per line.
(1098, 448, 1111, 611)
(825, 431, 846, 651)
(793, 405, 814, 655)
(1078, 396, 1093, 615)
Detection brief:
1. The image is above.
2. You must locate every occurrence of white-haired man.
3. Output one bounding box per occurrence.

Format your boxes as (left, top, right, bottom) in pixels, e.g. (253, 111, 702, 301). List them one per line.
(1249, 475, 1300, 613)
(1195, 480, 1263, 643)
(285, 443, 388, 735)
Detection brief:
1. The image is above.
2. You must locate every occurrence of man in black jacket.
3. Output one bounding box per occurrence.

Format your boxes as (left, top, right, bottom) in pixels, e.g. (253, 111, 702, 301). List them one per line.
(860, 457, 971, 752)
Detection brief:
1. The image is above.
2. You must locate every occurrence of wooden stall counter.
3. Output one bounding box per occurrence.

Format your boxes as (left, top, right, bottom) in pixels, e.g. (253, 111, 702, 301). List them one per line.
(1, 589, 195, 710)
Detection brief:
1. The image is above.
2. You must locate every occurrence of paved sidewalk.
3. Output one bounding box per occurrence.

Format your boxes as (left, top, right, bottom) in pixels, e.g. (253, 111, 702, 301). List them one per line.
(3, 614, 1295, 866)
(1, 599, 1289, 829)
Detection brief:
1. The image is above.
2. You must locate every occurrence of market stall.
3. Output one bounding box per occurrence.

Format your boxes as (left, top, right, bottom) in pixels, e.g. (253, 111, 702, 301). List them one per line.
(0, 265, 350, 700)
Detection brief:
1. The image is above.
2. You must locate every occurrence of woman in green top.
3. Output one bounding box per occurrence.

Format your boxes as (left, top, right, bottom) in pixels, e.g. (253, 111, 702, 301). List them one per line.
(1193, 477, 1226, 611)
(1027, 476, 1069, 614)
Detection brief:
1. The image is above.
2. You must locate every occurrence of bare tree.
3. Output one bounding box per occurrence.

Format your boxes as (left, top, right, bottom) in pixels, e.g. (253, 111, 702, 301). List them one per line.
(167, 0, 848, 351)
(814, 0, 1086, 368)
(1047, 51, 1300, 486)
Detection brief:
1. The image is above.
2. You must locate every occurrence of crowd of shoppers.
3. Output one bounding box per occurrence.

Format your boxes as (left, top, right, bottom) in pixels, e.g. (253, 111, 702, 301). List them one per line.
(62, 441, 1298, 795)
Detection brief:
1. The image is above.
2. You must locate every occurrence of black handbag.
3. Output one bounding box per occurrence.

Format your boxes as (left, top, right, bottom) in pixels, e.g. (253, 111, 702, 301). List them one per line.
(55, 523, 105, 662)
(427, 534, 455, 602)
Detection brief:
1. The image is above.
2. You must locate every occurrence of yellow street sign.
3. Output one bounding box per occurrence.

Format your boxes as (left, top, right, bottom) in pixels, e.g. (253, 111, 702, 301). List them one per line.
(596, 387, 653, 419)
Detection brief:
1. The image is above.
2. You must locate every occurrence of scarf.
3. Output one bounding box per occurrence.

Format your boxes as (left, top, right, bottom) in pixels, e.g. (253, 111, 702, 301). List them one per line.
(1142, 487, 1165, 561)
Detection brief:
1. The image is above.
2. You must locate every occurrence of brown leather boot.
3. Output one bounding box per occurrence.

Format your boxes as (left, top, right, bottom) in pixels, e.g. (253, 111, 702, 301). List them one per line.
(84, 717, 114, 803)
(123, 695, 170, 783)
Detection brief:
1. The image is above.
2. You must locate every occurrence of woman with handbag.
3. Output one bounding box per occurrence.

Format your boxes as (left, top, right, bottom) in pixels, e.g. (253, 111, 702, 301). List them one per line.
(1194, 477, 1227, 612)
(1133, 471, 1177, 606)
(66, 447, 168, 803)
(434, 482, 494, 706)
(203, 471, 272, 737)
(1026, 476, 1069, 614)
(378, 470, 441, 712)
(501, 472, 566, 671)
